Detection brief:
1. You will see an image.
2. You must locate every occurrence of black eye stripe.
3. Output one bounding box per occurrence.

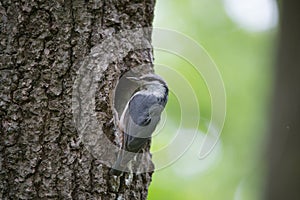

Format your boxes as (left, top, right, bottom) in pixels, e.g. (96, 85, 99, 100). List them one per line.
(142, 77, 154, 81)
(142, 77, 164, 84)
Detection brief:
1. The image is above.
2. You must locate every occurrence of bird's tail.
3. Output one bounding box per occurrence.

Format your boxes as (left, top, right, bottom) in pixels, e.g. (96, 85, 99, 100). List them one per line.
(109, 152, 123, 176)
(109, 150, 134, 176)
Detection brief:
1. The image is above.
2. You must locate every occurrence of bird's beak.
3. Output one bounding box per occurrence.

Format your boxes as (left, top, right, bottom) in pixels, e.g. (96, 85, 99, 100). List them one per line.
(126, 76, 140, 82)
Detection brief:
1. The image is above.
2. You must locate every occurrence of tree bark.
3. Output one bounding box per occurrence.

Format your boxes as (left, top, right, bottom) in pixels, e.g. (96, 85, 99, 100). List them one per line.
(0, 0, 156, 199)
(265, 1, 300, 199)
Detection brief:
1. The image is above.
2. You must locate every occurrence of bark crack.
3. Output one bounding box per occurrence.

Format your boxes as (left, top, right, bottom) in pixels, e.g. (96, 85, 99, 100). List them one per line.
(69, 0, 75, 70)
(101, 0, 106, 28)
(69, 0, 77, 198)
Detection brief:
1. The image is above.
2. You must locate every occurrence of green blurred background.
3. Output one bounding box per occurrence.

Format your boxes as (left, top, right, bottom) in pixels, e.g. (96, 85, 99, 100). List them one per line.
(148, 0, 278, 199)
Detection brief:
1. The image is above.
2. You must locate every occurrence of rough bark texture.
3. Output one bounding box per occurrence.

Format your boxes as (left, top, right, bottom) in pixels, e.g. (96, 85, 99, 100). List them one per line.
(265, 1, 300, 199)
(0, 0, 156, 199)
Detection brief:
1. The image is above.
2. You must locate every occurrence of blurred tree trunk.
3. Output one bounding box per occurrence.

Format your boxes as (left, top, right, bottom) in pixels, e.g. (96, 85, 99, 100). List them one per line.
(0, 0, 155, 199)
(265, 1, 300, 199)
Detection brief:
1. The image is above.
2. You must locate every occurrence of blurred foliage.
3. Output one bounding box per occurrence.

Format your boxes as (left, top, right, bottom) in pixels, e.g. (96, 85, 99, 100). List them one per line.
(148, 0, 277, 199)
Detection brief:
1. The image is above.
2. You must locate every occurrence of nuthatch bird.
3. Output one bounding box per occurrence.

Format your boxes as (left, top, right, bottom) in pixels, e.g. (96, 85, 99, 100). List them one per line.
(110, 74, 168, 176)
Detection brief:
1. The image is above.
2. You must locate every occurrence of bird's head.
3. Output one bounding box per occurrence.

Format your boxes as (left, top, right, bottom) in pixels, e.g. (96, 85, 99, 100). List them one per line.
(127, 74, 167, 86)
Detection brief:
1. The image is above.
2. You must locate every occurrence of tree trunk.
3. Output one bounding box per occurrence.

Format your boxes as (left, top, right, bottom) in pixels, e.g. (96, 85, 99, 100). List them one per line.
(265, 1, 300, 199)
(0, 0, 156, 199)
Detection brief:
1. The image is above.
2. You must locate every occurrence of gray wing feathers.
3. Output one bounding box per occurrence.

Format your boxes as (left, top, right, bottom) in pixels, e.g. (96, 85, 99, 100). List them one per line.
(124, 94, 165, 152)
(128, 94, 157, 126)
